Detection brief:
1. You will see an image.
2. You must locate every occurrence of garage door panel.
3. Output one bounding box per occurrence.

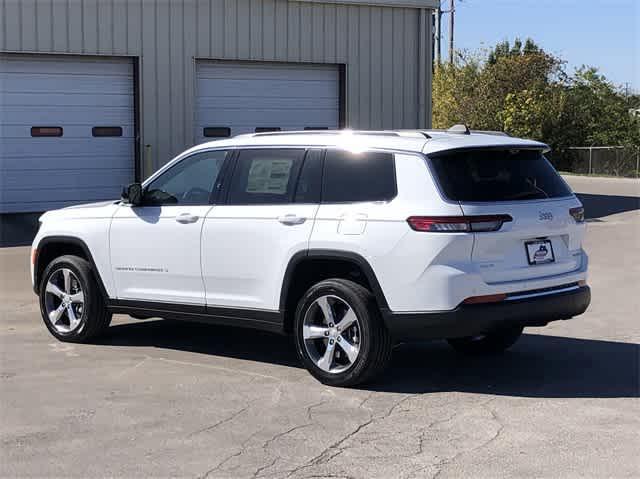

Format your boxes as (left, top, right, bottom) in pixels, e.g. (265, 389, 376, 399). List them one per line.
(1, 125, 135, 138)
(2, 138, 133, 158)
(3, 106, 134, 124)
(195, 61, 339, 141)
(0, 55, 135, 213)
(195, 109, 338, 125)
(198, 64, 338, 80)
(0, 198, 118, 213)
(1, 155, 133, 171)
(2, 169, 133, 190)
(3, 92, 133, 108)
(1, 187, 123, 208)
(197, 79, 337, 98)
(1, 57, 137, 75)
(196, 96, 339, 110)
(1, 75, 134, 95)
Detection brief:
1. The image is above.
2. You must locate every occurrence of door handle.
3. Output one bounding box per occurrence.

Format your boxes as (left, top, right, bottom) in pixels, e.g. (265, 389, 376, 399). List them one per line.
(175, 213, 199, 224)
(278, 214, 306, 225)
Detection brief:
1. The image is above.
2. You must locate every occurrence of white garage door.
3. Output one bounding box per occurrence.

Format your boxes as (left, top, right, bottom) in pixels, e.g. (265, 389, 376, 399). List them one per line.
(0, 55, 135, 213)
(195, 61, 340, 142)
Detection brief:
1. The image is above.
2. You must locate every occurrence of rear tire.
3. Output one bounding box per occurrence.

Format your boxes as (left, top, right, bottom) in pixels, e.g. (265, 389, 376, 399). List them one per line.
(39, 255, 112, 343)
(294, 279, 392, 387)
(447, 326, 523, 355)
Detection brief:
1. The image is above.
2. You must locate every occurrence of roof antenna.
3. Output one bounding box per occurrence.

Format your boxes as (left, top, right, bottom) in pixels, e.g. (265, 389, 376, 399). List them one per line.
(447, 124, 471, 135)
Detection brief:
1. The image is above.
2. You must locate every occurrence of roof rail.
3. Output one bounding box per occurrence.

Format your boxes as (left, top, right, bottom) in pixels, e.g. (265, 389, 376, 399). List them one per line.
(249, 129, 427, 139)
(251, 130, 336, 137)
(419, 127, 510, 138)
(470, 130, 511, 137)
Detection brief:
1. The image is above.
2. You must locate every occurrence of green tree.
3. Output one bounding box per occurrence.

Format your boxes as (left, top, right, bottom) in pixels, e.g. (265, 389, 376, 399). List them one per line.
(565, 67, 640, 146)
(432, 38, 639, 156)
(434, 38, 564, 135)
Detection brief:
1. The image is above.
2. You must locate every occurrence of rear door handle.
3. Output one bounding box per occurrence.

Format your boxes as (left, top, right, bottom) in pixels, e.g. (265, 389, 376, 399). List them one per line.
(278, 214, 306, 225)
(175, 213, 199, 224)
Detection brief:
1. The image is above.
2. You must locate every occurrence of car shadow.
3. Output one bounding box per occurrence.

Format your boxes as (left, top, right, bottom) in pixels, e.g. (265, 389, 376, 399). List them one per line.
(99, 319, 639, 399)
(575, 193, 639, 220)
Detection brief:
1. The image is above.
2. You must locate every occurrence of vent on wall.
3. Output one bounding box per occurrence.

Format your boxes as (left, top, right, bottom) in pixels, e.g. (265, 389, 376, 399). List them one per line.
(203, 127, 231, 138)
(255, 127, 281, 133)
(92, 126, 123, 137)
(31, 126, 63, 137)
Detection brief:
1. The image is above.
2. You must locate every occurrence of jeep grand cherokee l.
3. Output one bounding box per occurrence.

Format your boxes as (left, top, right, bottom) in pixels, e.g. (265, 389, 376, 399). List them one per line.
(31, 128, 590, 386)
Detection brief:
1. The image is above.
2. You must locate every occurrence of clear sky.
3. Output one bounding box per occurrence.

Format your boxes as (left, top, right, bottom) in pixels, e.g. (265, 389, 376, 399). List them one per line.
(439, 0, 639, 92)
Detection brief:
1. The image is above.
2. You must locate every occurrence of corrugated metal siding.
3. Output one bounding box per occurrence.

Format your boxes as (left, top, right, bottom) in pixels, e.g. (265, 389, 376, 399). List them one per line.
(0, 0, 432, 174)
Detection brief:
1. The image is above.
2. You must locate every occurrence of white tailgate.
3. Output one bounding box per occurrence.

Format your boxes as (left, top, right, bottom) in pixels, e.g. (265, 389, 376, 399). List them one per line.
(461, 197, 585, 283)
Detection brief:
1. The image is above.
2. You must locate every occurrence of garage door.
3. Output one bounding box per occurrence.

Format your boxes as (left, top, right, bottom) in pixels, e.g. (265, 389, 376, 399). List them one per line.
(0, 55, 135, 213)
(195, 61, 340, 142)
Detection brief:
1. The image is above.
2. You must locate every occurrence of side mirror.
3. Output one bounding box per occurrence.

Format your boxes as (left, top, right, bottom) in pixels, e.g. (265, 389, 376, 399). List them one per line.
(122, 183, 143, 206)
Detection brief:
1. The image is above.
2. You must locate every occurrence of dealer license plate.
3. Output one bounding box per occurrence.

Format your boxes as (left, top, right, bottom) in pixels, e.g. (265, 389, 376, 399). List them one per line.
(525, 239, 555, 265)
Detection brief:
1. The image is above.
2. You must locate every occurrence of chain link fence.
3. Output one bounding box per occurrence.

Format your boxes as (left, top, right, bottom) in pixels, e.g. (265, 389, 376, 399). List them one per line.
(550, 146, 640, 178)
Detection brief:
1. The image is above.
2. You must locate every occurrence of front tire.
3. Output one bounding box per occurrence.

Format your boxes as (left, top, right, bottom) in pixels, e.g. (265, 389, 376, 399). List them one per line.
(294, 279, 392, 387)
(39, 255, 112, 343)
(447, 326, 523, 355)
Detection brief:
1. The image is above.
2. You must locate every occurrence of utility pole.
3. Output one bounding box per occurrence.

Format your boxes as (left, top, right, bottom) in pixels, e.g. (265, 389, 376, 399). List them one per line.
(434, 7, 442, 64)
(448, 0, 455, 64)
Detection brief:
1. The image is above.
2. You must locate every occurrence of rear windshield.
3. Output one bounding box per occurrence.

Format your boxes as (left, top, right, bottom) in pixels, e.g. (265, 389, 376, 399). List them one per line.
(428, 149, 572, 202)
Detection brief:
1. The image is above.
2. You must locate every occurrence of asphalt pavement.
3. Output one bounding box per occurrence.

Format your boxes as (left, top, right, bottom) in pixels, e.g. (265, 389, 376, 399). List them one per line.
(1, 175, 638, 478)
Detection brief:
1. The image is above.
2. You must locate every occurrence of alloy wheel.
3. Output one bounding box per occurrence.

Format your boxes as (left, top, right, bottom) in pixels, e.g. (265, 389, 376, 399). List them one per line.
(302, 295, 362, 374)
(44, 268, 85, 333)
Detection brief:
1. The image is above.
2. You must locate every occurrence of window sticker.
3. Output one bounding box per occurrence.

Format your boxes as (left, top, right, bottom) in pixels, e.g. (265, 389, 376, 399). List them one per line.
(246, 159, 293, 195)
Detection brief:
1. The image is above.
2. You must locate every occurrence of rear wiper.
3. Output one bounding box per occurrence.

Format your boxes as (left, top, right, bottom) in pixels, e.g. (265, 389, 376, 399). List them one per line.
(526, 178, 549, 198)
(504, 191, 547, 201)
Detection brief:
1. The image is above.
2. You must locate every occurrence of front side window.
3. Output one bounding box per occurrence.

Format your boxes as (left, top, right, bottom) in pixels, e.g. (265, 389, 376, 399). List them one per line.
(143, 150, 229, 205)
(227, 149, 305, 204)
(322, 150, 396, 203)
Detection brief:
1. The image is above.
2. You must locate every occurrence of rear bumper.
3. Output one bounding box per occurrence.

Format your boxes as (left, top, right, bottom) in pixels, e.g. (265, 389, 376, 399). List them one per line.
(381, 285, 591, 341)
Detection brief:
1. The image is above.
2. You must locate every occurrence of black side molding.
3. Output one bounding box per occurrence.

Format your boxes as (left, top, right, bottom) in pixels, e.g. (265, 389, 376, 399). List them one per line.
(107, 299, 285, 335)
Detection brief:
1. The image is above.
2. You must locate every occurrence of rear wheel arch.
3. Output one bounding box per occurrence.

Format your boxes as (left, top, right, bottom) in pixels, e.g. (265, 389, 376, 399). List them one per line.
(34, 236, 108, 300)
(280, 249, 389, 334)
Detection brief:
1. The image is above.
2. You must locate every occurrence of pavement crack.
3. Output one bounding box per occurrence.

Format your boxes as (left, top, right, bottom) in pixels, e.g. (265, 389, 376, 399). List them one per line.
(431, 399, 505, 479)
(252, 457, 278, 479)
(306, 399, 328, 421)
(263, 423, 313, 451)
(285, 393, 416, 478)
(188, 405, 250, 438)
(284, 416, 375, 478)
(198, 436, 252, 479)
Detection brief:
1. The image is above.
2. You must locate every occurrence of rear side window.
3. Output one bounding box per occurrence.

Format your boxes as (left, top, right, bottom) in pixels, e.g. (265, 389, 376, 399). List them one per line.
(227, 149, 305, 204)
(322, 150, 396, 203)
(429, 149, 572, 202)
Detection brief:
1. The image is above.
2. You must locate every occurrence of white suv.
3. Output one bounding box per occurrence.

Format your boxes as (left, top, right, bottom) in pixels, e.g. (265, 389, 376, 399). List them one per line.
(31, 128, 591, 386)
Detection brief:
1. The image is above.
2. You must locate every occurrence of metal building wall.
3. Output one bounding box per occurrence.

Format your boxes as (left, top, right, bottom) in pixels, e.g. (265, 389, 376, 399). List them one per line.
(0, 0, 432, 174)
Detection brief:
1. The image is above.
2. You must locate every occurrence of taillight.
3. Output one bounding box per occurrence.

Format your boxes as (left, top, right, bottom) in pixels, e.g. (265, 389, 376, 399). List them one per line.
(407, 215, 512, 233)
(31, 248, 37, 266)
(570, 207, 585, 223)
